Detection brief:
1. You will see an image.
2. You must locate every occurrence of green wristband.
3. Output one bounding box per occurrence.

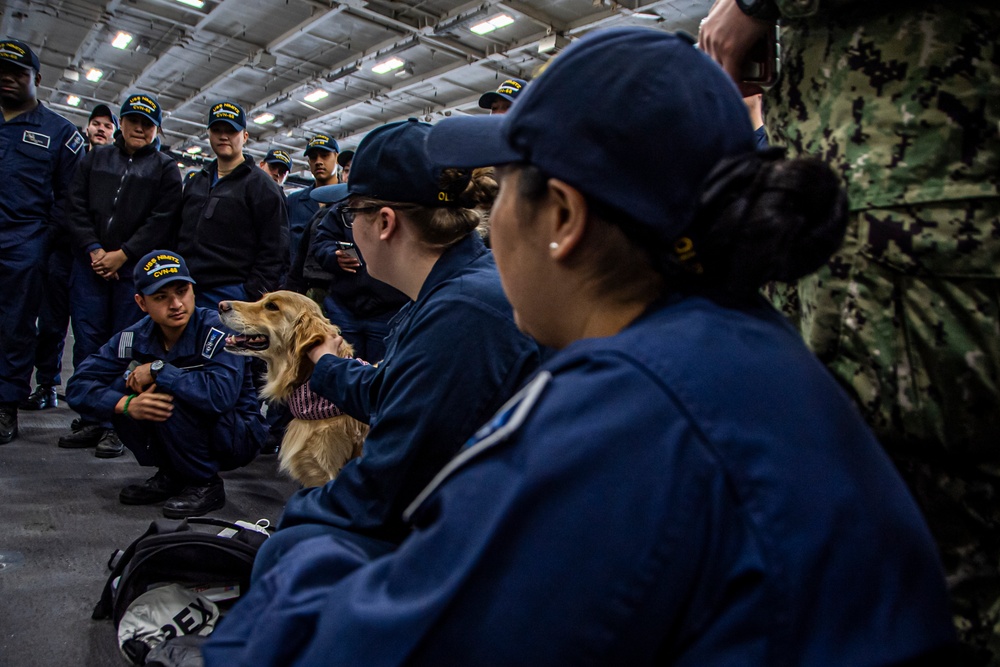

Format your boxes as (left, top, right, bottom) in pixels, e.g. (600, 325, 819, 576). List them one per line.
(123, 393, 137, 416)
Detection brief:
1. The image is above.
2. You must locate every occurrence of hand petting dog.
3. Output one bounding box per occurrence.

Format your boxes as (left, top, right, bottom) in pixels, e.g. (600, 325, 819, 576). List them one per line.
(307, 332, 345, 365)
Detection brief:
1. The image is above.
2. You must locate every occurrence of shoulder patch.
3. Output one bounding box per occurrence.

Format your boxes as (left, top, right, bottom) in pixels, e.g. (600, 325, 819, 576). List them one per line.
(22, 130, 51, 149)
(65, 131, 85, 154)
(118, 331, 134, 359)
(403, 371, 552, 521)
(202, 327, 226, 359)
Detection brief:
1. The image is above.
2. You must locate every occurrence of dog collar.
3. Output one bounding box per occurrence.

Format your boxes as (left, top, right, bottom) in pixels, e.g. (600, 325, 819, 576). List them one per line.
(288, 381, 344, 421)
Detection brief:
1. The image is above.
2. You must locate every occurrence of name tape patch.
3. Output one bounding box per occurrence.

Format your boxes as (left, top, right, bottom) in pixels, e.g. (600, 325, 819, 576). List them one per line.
(22, 130, 50, 149)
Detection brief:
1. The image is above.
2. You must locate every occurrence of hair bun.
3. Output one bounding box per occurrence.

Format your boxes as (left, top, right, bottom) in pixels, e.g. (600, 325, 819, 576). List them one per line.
(692, 150, 849, 292)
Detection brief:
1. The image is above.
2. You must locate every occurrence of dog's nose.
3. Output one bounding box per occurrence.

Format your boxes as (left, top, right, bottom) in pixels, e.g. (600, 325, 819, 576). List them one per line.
(218, 301, 231, 313)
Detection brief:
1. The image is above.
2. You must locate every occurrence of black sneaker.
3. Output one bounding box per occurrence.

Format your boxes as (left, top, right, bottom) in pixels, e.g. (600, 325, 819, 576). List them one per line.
(94, 429, 124, 458)
(0, 405, 16, 445)
(163, 478, 226, 518)
(19, 385, 58, 411)
(58, 424, 106, 449)
(120, 469, 185, 505)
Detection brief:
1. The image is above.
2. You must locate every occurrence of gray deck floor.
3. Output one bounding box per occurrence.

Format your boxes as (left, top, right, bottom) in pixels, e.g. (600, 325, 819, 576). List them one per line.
(0, 397, 298, 666)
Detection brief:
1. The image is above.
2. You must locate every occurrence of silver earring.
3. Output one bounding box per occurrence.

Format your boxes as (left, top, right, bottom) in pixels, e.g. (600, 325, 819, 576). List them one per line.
(549, 242, 559, 250)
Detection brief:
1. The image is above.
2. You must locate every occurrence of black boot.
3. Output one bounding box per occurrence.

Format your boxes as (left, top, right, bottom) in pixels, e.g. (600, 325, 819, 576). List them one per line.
(94, 429, 124, 458)
(57, 424, 106, 449)
(120, 469, 185, 505)
(19, 385, 58, 411)
(163, 477, 226, 518)
(0, 405, 17, 445)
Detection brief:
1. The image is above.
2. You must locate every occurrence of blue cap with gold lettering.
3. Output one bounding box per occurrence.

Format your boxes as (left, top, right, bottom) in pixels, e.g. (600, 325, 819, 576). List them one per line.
(304, 133, 339, 157)
(207, 101, 247, 130)
(0, 39, 41, 73)
(312, 118, 469, 208)
(478, 77, 527, 110)
(264, 149, 292, 171)
(120, 93, 162, 127)
(133, 250, 197, 295)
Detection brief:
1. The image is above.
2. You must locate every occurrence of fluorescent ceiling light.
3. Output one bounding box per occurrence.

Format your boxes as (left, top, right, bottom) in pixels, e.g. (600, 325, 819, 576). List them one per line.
(371, 57, 405, 75)
(470, 14, 515, 35)
(253, 112, 276, 125)
(112, 32, 133, 49)
(303, 88, 329, 103)
(67, 95, 81, 107)
(633, 11, 660, 19)
(175, 0, 205, 8)
(85, 68, 104, 82)
(185, 146, 202, 154)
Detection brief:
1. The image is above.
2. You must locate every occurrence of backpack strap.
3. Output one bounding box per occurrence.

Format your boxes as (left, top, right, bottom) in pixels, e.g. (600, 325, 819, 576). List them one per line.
(185, 517, 244, 531)
(91, 519, 188, 620)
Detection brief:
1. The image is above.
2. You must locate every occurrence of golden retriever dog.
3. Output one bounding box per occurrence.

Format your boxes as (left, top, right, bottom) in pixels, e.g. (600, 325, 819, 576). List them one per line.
(218, 291, 367, 488)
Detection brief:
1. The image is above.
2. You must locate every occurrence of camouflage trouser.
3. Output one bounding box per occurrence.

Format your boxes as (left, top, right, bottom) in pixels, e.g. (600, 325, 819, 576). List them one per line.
(895, 460, 1000, 665)
(771, 197, 1000, 663)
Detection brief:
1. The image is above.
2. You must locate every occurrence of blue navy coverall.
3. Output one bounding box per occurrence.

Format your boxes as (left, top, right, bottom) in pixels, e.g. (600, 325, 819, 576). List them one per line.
(0, 103, 83, 405)
(253, 232, 540, 571)
(65, 307, 266, 482)
(205, 293, 955, 666)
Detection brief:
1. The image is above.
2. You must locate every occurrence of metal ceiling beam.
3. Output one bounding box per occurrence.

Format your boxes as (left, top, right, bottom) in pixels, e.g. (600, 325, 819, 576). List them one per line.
(496, 1, 566, 32)
(342, 2, 497, 62)
(126, 0, 246, 91)
(565, 0, 674, 34)
(234, 31, 422, 119)
(12, 0, 118, 108)
(165, 0, 501, 142)
(272, 16, 576, 145)
(160, 3, 350, 118)
(158, 28, 419, 140)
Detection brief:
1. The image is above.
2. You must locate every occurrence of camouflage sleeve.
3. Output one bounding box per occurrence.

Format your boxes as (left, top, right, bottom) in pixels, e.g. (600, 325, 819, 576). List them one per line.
(774, 0, 959, 19)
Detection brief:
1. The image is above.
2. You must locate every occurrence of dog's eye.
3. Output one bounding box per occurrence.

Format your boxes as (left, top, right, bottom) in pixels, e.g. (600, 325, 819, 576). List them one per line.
(264, 302, 280, 312)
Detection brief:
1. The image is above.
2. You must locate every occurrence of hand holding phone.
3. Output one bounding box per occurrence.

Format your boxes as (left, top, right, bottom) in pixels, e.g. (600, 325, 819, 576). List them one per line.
(740, 24, 779, 92)
(336, 241, 362, 272)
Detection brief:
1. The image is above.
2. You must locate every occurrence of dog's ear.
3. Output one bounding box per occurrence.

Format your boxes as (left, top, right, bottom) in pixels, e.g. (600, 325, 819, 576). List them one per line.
(287, 310, 332, 385)
(291, 310, 331, 360)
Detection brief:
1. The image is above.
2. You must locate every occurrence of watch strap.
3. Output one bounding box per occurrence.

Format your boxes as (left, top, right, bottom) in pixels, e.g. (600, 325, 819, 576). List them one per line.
(736, 0, 781, 21)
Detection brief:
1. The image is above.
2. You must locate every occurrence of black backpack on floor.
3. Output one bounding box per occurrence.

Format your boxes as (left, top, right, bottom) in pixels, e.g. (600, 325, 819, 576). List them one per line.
(92, 517, 268, 628)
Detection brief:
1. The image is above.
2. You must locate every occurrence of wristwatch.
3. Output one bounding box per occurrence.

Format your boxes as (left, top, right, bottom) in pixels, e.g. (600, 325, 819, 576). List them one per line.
(736, 0, 780, 21)
(149, 359, 165, 381)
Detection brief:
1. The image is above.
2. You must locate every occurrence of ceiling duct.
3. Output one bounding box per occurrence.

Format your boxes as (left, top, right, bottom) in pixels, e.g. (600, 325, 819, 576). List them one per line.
(250, 51, 278, 70)
(537, 33, 569, 54)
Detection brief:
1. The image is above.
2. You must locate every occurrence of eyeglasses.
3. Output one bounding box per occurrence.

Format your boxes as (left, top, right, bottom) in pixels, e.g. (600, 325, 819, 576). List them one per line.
(337, 206, 378, 228)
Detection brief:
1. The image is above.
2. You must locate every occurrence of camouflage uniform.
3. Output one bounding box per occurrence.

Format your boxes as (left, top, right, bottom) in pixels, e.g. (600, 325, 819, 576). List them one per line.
(765, 1, 1000, 662)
